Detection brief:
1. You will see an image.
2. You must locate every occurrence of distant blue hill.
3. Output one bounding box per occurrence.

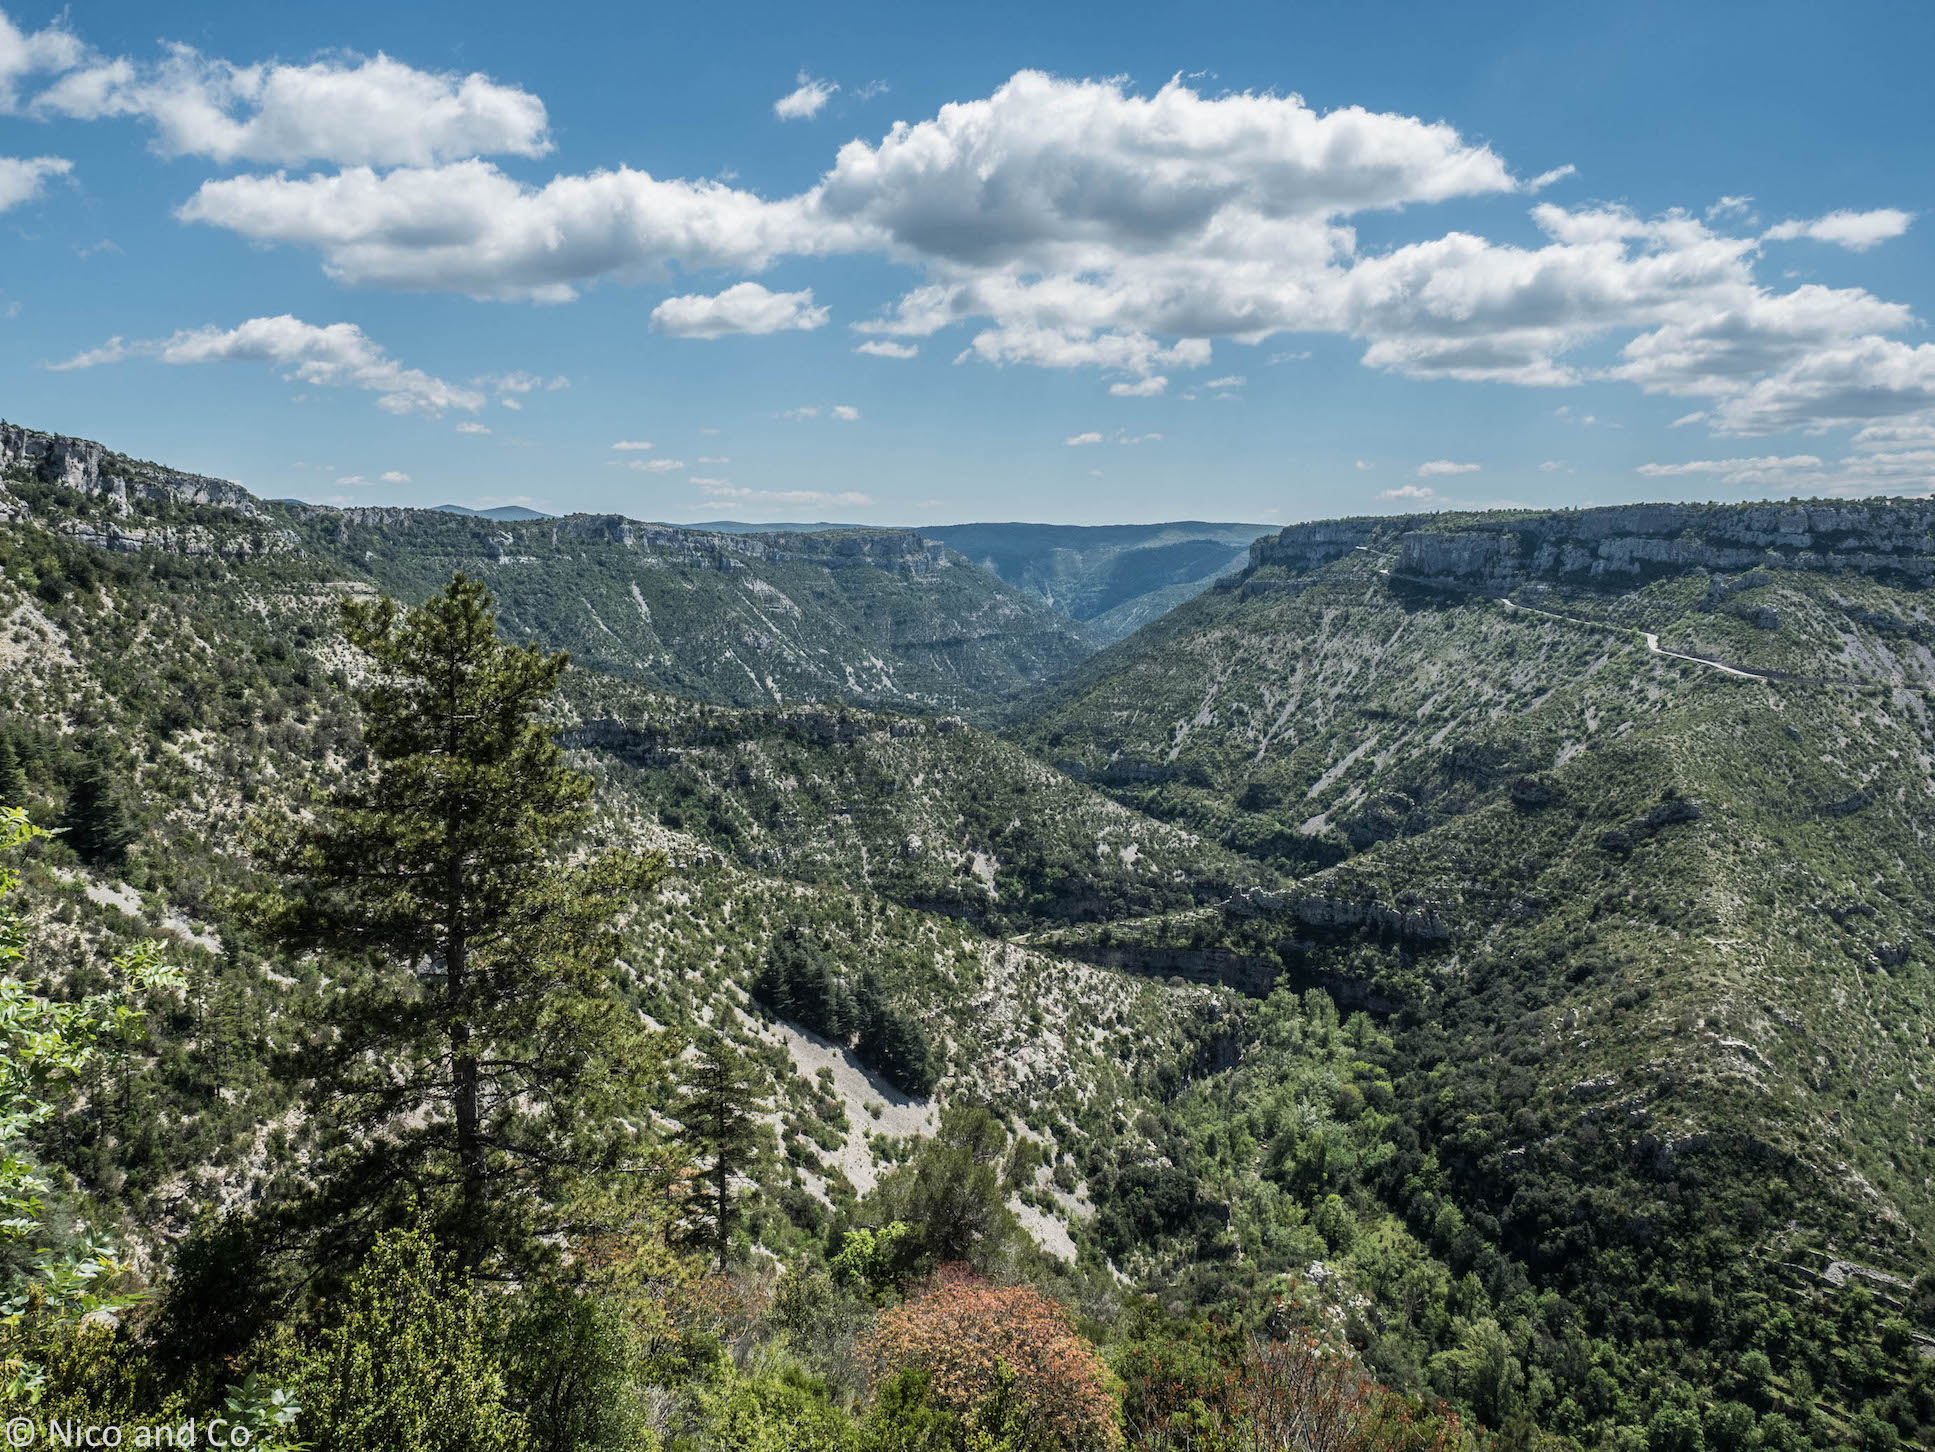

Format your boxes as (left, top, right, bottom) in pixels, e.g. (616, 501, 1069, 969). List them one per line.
(679, 520, 866, 534)
(434, 503, 552, 521)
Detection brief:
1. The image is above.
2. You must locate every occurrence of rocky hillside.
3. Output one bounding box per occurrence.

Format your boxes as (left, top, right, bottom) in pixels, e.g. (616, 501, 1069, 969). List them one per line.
(6, 419, 1933, 1432)
(2, 420, 1099, 715)
(0, 479, 1216, 1274)
(1, 419, 265, 518)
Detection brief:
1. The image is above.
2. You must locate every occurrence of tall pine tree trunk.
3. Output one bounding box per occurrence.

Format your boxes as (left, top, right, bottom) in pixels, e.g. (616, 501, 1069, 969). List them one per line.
(451, 939, 485, 1260)
(714, 1148, 729, 1272)
(448, 839, 486, 1266)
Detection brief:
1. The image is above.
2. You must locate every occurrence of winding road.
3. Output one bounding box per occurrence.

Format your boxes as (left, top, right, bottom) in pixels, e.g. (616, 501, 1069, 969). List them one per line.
(1361, 548, 1798, 684)
(1498, 597, 1783, 682)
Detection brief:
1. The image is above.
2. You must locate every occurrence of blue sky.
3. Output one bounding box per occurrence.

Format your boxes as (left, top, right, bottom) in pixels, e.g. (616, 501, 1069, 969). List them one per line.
(2, 0, 1931, 524)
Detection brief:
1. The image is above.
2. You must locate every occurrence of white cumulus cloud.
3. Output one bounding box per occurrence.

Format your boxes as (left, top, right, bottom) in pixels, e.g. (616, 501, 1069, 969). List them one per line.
(0, 10, 81, 111)
(831, 404, 860, 420)
(650, 282, 829, 338)
(1064, 431, 1103, 446)
(1764, 209, 1913, 252)
(1635, 447, 1934, 497)
(1417, 459, 1479, 477)
(855, 339, 917, 358)
(132, 61, 1930, 430)
(179, 161, 857, 302)
(32, 44, 550, 166)
(1381, 483, 1437, 500)
(1637, 454, 1823, 481)
(774, 71, 837, 121)
(1706, 337, 1935, 436)
(49, 314, 484, 415)
(0, 153, 68, 211)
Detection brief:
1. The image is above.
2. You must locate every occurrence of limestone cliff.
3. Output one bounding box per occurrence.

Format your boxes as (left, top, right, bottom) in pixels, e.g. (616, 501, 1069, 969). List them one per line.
(1240, 500, 1935, 594)
(297, 503, 953, 577)
(1, 420, 264, 518)
(1388, 500, 1935, 591)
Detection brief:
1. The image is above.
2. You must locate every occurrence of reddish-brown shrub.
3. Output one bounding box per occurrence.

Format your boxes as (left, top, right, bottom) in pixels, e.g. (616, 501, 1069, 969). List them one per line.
(864, 1264, 1121, 1450)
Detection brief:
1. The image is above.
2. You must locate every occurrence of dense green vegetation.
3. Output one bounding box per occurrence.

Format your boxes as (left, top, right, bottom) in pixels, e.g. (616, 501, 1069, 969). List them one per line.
(2, 432, 1933, 1448)
(562, 678, 1275, 931)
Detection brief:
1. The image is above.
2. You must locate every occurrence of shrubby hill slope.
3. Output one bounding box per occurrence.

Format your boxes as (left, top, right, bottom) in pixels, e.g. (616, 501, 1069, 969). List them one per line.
(284, 504, 1096, 714)
(1016, 502, 1935, 1382)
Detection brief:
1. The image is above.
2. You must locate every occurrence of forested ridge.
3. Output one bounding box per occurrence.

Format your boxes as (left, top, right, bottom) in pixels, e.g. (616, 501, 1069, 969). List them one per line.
(2, 429, 1933, 1450)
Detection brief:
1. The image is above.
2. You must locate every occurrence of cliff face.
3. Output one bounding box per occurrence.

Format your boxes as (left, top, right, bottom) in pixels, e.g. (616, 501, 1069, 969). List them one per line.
(1, 420, 264, 519)
(1386, 500, 1935, 591)
(1246, 519, 1380, 573)
(308, 505, 953, 577)
(1238, 501, 1935, 595)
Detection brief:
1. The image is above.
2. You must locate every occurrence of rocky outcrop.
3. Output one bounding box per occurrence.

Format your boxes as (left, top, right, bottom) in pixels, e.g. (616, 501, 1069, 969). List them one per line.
(1381, 500, 1935, 592)
(1599, 796, 1704, 852)
(1399, 530, 1510, 581)
(1218, 886, 1451, 943)
(1291, 893, 1452, 942)
(1245, 520, 1381, 575)
(57, 519, 291, 558)
(1, 420, 264, 518)
(1510, 775, 1565, 810)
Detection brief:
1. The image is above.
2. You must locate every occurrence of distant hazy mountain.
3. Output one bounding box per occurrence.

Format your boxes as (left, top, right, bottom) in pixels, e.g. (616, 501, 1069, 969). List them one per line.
(920, 521, 1273, 642)
(678, 519, 866, 534)
(433, 503, 552, 520)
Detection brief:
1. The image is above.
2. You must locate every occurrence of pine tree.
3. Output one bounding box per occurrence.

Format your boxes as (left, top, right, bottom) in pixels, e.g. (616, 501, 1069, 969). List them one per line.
(0, 737, 25, 807)
(753, 926, 856, 1042)
(669, 1035, 768, 1271)
(61, 759, 134, 867)
(248, 575, 666, 1274)
(855, 967, 938, 1097)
